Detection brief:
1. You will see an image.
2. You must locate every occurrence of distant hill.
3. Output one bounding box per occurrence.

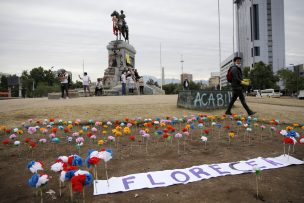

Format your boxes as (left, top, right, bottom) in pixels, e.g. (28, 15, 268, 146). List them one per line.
(142, 75, 208, 85)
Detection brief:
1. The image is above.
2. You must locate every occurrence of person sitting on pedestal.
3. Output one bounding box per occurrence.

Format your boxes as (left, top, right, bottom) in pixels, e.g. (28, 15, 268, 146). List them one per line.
(95, 78, 103, 96)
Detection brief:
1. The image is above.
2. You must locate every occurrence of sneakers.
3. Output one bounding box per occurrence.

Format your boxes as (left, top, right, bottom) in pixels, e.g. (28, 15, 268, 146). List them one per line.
(248, 111, 256, 116)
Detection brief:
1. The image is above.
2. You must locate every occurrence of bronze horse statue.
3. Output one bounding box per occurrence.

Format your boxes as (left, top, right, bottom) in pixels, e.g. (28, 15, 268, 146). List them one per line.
(111, 10, 129, 42)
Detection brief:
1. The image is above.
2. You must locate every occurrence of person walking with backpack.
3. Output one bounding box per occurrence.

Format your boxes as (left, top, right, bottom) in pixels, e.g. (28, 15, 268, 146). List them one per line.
(225, 56, 256, 116)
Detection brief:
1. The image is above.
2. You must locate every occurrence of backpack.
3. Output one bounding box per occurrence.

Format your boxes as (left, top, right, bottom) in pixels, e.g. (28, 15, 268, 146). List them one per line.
(226, 67, 233, 83)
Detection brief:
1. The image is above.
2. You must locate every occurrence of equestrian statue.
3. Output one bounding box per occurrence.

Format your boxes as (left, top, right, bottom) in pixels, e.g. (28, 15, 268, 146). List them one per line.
(111, 10, 129, 42)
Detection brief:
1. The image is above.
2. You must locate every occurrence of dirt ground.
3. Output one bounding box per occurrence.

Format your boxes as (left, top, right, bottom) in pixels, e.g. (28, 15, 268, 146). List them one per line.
(0, 95, 303, 203)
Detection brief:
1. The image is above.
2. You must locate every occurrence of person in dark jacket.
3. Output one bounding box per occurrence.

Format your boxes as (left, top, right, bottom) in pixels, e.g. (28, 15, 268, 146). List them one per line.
(225, 57, 256, 115)
(183, 78, 190, 90)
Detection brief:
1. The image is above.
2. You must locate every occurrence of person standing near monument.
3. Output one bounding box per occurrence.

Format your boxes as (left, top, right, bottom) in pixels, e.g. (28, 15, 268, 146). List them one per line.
(225, 57, 256, 116)
(183, 78, 190, 90)
(78, 72, 91, 97)
(121, 71, 126, 95)
(138, 76, 144, 95)
(59, 70, 69, 99)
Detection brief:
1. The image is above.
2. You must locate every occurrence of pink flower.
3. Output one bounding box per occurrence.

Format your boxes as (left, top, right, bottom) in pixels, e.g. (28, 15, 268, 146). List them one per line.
(28, 127, 36, 135)
(76, 137, 84, 143)
(90, 135, 97, 140)
(127, 123, 132, 127)
(175, 133, 183, 138)
(91, 127, 97, 133)
(49, 133, 56, 139)
(39, 138, 47, 143)
(9, 134, 17, 139)
(108, 136, 115, 141)
(72, 132, 79, 137)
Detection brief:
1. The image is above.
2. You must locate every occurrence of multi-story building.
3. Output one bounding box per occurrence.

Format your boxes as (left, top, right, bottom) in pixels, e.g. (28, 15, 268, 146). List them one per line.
(235, 0, 285, 72)
(209, 72, 220, 89)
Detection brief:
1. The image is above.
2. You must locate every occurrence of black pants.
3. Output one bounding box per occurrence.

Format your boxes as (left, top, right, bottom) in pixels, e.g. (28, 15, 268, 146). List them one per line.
(226, 88, 251, 114)
(61, 83, 69, 98)
(95, 88, 103, 96)
(140, 86, 144, 94)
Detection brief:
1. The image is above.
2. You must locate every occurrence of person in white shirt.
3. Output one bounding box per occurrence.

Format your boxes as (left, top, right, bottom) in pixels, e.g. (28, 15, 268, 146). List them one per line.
(59, 70, 69, 99)
(78, 72, 91, 97)
(127, 76, 135, 94)
(121, 72, 126, 95)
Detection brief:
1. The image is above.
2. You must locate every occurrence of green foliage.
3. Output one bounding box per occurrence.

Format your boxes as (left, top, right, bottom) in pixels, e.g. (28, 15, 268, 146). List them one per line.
(20, 67, 59, 97)
(0, 75, 8, 91)
(146, 78, 160, 87)
(249, 62, 279, 90)
(162, 83, 182, 94)
(243, 66, 250, 78)
(70, 80, 83, 89)
(277, 68, 304, 94)
(30, 82, 60, 98)
(189, 81, 201, 90)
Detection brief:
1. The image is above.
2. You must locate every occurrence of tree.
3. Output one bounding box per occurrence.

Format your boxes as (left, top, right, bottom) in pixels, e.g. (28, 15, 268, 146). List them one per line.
(243, 66, 250, 78)
(0, 75, 8, 91)
(277, 68, 304, 94)
(249, 62, 279, 90)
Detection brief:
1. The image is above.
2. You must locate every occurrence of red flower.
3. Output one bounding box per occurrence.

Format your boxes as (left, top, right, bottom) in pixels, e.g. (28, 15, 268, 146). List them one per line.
(29, 141, 37, 148)
(182, 128, 188, 132)
(2, 139, 9, 145)
(100, 148, 105, 152)
(129, 135, 135, 141)
(89, 157, 100, 165)
(50, 118, 55, 122)
(163, 129, 168, 133)
(154, 126, 159, 129)
(64, 128, 69, 133)
(86, 132, 92, 138)
(204, 129, 209, 134)
(71, 174, 86, 192)
(225, 126, 231, 130)
(6, 129, 11, 134)
(24, 137, 31, 143)
(170, 128, 175, 132)
(162, 134, 169, 139)
(51, 128, 58, 133)
(283, 137, 295, 145)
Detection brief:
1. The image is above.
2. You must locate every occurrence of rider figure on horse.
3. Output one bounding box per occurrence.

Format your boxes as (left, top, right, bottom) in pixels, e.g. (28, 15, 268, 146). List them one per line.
(111, 10, 129, 42)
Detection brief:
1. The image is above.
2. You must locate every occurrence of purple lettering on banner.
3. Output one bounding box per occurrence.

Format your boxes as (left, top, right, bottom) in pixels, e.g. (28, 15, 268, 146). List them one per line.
(262, 158, 283, 166)
(122, 176, 136, 190)
(208, 164, 230, 175)
(245, 161, 266, 169)
(147, 174, 165, 186)
(171, 171, 190, 183)
(189, 167, 211, 178)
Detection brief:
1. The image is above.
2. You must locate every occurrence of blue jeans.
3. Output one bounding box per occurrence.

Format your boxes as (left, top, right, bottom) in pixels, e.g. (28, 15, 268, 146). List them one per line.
(122, 83, 126, 95)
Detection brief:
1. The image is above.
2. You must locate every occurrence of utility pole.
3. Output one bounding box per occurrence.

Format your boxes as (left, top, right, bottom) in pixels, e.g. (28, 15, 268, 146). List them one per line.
(160, 43, 162, 90)
(218, 0, 222, 90)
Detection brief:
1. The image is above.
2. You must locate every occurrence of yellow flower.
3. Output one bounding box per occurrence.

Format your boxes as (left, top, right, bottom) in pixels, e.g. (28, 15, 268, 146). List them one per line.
(86, 125, 90, 129)
(115, 131, 122, 137)
(102, 130, 107, 135)
(63, 121, 68, 125)
(115, 126, 122, 131)
(241, 117, 246, 121)
(79, 130, 84, 135)
(228, 132, 235, 138)
(67, 124, 73, 129)
(160, 122, 166, 127)
(0, 126, 7, 131)
(98, 139, 104, 145)
(17, 130, 23, 135)
(103, 125, 108, 129)
(293, 123, 299, 127)
(144, 128, 150, 133)
(185, 124, 190, 130)
(39, 128, 46, 133)
(123, 127, 131, 134)
(286, 126, 293, 131)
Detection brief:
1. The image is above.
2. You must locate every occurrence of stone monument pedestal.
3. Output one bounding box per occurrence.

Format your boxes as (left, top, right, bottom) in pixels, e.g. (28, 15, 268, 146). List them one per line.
(103, 40, 136, 89)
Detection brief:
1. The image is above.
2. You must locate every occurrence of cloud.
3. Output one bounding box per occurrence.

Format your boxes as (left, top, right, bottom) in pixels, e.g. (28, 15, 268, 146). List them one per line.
(0, 0, 303, 82)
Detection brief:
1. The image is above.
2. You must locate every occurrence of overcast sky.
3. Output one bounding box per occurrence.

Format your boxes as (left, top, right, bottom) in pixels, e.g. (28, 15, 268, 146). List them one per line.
(0, 0, 303, 82)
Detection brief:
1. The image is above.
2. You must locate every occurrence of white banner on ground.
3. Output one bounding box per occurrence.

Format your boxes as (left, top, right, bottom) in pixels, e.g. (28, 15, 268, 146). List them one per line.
(93, 155, 303, 195)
